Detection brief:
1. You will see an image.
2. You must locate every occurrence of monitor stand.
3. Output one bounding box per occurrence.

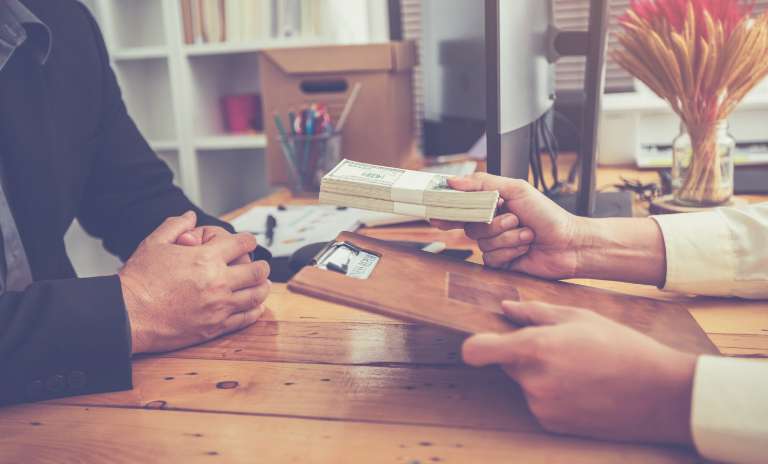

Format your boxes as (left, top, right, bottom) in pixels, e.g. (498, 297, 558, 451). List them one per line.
(495, 125, 635, 218)
(551, 191, 634, 218)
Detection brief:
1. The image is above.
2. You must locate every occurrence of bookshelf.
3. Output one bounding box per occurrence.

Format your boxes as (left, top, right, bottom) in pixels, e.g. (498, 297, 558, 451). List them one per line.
(66, 0, 388, 277)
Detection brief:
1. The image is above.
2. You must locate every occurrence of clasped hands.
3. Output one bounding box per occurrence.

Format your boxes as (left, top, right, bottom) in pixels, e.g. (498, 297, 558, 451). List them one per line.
(119, 211, 271, 355)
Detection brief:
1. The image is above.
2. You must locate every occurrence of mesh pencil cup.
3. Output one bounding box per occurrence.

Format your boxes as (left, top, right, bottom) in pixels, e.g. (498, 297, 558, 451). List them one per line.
(277, 131, 342, 194)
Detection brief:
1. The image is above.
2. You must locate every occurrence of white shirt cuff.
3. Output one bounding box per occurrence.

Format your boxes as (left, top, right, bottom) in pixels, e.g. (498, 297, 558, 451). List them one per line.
(691, 355, 768, 464)
(651, 212, 734, 296)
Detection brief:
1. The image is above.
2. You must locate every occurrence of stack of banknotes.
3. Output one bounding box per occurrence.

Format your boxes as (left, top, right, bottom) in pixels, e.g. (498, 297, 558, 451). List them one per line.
(319, 159, 499, 223)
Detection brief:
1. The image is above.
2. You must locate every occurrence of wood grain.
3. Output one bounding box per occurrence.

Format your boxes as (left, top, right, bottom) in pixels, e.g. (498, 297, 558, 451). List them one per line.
(708, 333, 768, 358)
(53, 357, 541, 432)
(0, 405, 696, 464)
(290, 233, 718, 354)
(157, 319, 466, 366)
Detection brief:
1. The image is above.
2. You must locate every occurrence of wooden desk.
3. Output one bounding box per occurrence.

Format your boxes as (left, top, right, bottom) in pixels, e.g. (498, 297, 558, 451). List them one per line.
(1, 166, 766, 463)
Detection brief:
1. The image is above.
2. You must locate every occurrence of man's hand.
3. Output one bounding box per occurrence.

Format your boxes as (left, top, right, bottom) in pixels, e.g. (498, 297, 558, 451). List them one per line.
(176, 225, 251, 265)
(119, 211, 271, 354)
(463, 301, 697, 445)
(433, 173, 667, 285)
(433, 173, 586, 279)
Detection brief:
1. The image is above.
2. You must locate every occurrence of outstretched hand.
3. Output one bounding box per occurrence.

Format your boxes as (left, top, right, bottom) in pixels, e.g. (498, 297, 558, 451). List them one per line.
(433, 173, 586, 279)
(463, 300, 697, 445)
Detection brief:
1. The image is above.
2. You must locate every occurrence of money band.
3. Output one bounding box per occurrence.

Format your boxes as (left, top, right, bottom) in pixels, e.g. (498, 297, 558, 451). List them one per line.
(393, 202, 427, 217)
(391, 171, 435, 204)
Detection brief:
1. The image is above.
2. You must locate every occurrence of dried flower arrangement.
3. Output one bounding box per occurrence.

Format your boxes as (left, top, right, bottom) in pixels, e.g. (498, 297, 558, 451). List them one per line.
(613, 0, 768, 204)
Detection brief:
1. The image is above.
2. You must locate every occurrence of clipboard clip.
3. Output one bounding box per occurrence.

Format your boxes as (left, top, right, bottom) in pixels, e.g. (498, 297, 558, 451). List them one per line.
(312, 241, 380, 279)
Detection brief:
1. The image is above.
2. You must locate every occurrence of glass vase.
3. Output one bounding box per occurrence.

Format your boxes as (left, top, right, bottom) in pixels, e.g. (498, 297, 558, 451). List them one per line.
(671, 120, 735, 207)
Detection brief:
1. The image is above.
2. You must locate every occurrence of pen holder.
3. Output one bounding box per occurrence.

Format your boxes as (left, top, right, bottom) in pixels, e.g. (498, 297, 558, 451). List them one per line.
(278, 131, 342, 194)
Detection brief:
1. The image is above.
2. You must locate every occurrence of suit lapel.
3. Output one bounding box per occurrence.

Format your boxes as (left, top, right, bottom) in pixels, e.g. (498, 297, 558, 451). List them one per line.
(0, 48, 65, 271)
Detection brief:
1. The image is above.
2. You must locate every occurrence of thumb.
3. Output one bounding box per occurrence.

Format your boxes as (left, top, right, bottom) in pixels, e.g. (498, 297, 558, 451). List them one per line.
(148, 211, 197, 244)
(462, 331, 537, 370)
(448, 173, 530, 200)
(176, 229, 204, 246)
(501, 300, 576, 326)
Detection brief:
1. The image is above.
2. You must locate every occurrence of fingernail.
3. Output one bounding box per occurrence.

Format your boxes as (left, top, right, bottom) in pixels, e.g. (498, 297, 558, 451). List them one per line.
(502, 216, 516, 229)
(519, 229, 533, 242)
(183, 210, 195, 219)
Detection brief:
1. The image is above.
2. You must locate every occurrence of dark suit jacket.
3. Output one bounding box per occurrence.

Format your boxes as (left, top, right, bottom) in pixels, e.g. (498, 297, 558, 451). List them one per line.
(0, 0, 236, 405)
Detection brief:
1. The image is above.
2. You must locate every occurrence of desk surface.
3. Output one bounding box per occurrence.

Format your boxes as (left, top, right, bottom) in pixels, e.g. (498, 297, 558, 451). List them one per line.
(2, 164, 766, 463)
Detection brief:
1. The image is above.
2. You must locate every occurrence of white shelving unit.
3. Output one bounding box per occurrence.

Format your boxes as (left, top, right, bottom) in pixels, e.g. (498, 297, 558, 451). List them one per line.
(66, 0, 388, 277)
(79, 0, 388, 216)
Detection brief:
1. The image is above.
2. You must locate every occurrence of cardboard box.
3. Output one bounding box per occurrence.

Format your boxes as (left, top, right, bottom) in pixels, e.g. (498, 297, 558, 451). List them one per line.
(259, 41, 418, 184)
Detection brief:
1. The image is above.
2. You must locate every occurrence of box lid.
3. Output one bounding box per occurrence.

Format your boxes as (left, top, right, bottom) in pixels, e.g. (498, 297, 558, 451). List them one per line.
(262, 41, 417, 75)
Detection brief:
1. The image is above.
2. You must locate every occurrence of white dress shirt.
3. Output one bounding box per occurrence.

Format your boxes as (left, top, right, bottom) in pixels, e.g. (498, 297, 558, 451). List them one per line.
(653, 203, 768, 464)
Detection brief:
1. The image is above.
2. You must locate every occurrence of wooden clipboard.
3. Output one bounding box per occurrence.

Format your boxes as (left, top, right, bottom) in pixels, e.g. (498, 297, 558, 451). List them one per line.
(288, 232, 718, 354)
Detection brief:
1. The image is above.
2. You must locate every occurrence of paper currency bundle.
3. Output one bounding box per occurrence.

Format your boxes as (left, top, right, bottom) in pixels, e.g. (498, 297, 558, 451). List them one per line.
(320, 160, 499, 223)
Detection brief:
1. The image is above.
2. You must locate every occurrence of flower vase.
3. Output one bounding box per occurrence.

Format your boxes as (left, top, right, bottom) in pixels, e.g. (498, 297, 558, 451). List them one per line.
(672, 120, 735, 207)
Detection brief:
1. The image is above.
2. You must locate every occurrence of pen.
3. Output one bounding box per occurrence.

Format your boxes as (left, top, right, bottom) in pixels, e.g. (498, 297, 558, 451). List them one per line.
(303, 108, 315, 170)
(273, 114, 301, 185)
(265, 214, 277, 247)
(288, 111, 297, 135)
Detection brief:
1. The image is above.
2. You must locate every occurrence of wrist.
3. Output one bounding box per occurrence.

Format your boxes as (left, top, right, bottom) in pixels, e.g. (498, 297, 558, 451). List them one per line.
(573, 217, 666, 285)
(118, 272, 150, 355)
(571, 217, 602, 279)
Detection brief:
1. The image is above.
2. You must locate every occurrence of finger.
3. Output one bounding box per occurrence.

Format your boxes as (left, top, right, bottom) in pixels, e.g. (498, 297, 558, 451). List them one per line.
(220, 305, 266, 334)
(201, 226, 228, 244)
(448, 173, 531, 201)
(430, 219, 466, 231)
(465, 213, 520, 240)
(176, 229, 204, 246)
(478, 227, 534, 252)
(229, 280, 271, 312)
(205, 232, 258, 263)
(501, 300, 579, 326)
(226, 260, 270, 291)
(462, 330, 540, 368)
(230, 253, 252, 266)
(147, 211, 197, 244)
(483, 246, 530, 268)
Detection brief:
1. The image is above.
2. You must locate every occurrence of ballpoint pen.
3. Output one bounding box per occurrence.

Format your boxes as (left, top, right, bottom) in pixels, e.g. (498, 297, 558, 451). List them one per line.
(265, 214, 277, 247)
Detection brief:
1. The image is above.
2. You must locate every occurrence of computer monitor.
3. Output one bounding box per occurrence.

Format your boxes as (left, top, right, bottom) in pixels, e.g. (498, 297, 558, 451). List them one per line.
(485, 0, 632, 217)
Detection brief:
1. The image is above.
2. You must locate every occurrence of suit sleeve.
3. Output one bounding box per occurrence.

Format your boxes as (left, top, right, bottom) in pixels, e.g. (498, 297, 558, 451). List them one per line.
(74, 4, 232, 261)
(0, 276, 132, 405)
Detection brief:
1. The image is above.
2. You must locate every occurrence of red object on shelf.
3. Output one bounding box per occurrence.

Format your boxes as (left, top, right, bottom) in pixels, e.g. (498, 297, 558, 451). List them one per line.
(221, 94, 263, 133)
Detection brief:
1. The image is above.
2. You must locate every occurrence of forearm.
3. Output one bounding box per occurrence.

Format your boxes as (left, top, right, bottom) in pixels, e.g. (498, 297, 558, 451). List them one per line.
(575, 217, 666, 286)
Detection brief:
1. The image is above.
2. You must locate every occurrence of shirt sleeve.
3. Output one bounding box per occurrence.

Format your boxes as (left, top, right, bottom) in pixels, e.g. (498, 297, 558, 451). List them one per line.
(690, 356, 768, 464)
(652, 203, 768, 299)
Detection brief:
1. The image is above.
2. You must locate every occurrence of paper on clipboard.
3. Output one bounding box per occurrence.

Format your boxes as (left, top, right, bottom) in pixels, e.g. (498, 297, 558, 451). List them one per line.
(230, 205, 364, 258)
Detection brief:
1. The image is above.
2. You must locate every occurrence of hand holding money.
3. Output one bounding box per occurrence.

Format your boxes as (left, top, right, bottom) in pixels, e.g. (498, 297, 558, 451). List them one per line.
(320, 160, 499, 223)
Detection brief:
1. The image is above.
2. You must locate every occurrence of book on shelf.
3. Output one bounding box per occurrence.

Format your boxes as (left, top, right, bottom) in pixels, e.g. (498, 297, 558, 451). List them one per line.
(200, 0, 226, 43)
(224, 0, 242, 43)
(180, 0, 322, 45)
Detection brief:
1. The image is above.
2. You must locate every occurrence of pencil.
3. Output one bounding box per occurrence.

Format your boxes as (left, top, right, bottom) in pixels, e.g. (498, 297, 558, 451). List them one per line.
(273, 113, 301, 186)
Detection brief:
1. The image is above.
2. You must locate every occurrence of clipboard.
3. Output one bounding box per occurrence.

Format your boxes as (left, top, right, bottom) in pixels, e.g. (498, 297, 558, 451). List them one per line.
(288, 232, 718, 354)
